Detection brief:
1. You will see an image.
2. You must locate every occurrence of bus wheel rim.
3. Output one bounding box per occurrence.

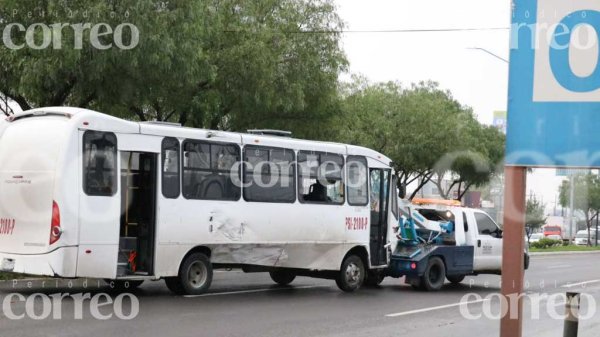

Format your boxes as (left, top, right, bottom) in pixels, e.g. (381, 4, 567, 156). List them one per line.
(345, 262, 360, 285)
(188, 262, 208, 289)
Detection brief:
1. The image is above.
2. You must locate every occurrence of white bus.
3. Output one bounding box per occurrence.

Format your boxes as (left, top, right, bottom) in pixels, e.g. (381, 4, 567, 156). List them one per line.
(0, 107, 398, 294)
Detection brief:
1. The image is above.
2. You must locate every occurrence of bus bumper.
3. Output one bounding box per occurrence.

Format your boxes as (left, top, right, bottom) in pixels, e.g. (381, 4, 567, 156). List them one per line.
(0, 246, 78, 278)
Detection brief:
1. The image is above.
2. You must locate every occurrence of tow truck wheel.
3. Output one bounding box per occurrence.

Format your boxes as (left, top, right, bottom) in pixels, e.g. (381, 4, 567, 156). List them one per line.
(166, 252, 213, 295)
(420, 257, 446, 291)
(269, 270, 296, 286)
(446, 275, 466, 284)
(336, 255, 365, 292)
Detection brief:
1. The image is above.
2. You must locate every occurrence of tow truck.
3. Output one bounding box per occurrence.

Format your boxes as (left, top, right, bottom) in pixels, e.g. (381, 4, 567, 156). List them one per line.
(384, 198, 529, 291)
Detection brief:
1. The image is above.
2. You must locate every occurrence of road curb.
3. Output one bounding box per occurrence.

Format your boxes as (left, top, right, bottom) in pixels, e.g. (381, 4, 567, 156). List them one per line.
(530, 250, 600, 256)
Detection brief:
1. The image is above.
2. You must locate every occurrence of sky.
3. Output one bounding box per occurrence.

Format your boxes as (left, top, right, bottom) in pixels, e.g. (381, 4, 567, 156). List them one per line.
(335, 0, 511, 125)
(335, 0, 570, 213)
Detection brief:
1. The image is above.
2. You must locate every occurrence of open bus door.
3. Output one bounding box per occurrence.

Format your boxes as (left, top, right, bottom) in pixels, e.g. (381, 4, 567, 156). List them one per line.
(369, 168, 391, 266)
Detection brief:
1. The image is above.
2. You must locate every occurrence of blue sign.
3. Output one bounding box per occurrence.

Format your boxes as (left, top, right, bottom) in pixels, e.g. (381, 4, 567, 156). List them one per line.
(507, 0, 600, 167)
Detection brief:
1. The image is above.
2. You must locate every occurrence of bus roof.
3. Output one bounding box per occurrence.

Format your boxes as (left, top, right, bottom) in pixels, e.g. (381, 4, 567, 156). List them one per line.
(18, 107, 393, 165)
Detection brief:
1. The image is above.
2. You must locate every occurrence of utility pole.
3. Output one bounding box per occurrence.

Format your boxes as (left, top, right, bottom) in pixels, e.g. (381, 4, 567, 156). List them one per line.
(594, 213, 599, 247)
(568, 174, 575, 244)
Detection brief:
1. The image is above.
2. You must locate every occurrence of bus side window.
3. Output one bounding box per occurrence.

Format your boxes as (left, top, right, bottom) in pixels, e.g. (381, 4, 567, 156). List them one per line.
(347, 156, 368, 206)
(298, 151, 344, 204)
(243, 145, 296, 203)
(463, 212, 469, 232)
(162, 137, 180, 199)
(83, 131, 118, 196)
(182, 140, 241, 201)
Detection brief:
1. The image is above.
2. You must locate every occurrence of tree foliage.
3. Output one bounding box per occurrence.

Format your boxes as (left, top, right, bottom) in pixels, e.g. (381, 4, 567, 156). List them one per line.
(559, 174, 600, 245)
(336, 77, 505, 200)
(526, 196, 547, 236)
(0, 0, 347, 139)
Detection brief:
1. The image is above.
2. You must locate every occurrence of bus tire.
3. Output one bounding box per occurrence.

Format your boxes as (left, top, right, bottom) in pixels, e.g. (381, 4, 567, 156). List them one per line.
(446, 275, 466, 284)
(269, 270, 296, 286)
(335, 255, 365, 292)
(364, 270, 385, 287)
(164, 277, 185, 295)
(420, 257, 446, 291)
(170, 252, 213, 295)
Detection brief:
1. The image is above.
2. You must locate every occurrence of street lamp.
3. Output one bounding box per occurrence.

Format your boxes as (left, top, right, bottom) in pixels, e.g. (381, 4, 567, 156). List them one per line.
(467, 47, 509, 64)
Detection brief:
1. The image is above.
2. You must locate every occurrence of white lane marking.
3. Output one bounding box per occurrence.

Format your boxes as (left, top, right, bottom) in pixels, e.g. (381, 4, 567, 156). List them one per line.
(184, 285, 328, 297)
(562, 279, 600, 288)
(547, 264, 572, 269)
(385, 299, 490, 318)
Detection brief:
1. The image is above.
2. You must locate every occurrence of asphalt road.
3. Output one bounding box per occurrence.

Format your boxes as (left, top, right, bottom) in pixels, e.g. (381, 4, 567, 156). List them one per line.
(1, 253, 599, 337)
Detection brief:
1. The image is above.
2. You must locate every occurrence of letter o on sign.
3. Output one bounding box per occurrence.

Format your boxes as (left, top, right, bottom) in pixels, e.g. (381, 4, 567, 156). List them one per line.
(549, 10, 600, 93)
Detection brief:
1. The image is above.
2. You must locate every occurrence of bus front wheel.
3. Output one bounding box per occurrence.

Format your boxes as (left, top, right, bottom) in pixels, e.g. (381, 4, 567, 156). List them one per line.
(364, 270, 385, 287)
(167, 252, 213, 295)
(335, 255, 365, 292)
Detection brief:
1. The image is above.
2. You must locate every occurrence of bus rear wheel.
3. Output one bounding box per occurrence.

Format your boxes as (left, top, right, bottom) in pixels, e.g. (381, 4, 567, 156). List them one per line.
(335, 255, 365, 292)
(269, 270, 296, 286)
(166, 252, 213, 295)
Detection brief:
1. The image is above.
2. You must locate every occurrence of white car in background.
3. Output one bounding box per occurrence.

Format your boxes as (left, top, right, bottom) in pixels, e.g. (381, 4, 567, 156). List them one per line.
(575, 230, 598, 246)
(527, 233, 544, 246)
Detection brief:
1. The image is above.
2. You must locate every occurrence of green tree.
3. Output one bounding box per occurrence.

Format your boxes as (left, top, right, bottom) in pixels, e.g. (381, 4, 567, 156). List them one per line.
(559, 174, 600, 246)
(0, 0, 347, 139)
(336, 77, 504, 200)
(433, 120, 505, 200)
(526, 196, 547, 240)
(337, 79, 461, 198)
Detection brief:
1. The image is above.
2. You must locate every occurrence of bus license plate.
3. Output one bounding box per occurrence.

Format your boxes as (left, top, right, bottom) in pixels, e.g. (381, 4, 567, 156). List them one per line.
(1, 258, 15, 272)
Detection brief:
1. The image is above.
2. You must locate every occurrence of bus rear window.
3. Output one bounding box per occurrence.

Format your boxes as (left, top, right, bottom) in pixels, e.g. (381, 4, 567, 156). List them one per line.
(83, 131, 118, 196)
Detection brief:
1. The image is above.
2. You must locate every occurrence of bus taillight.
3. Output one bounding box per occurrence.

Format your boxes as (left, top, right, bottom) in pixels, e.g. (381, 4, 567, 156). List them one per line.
(50, 201, 62, 245)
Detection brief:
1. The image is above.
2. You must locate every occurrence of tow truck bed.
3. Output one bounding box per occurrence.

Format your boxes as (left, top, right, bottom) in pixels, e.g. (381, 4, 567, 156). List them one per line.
(388, 245, 474, 279)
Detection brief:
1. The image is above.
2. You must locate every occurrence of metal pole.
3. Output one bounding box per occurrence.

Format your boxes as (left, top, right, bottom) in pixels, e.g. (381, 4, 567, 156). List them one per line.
(569, 174, 575, 244)
(500, 166, 527, 337)
(563, 292, 580, 337)
(596, 214, 600, 247)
